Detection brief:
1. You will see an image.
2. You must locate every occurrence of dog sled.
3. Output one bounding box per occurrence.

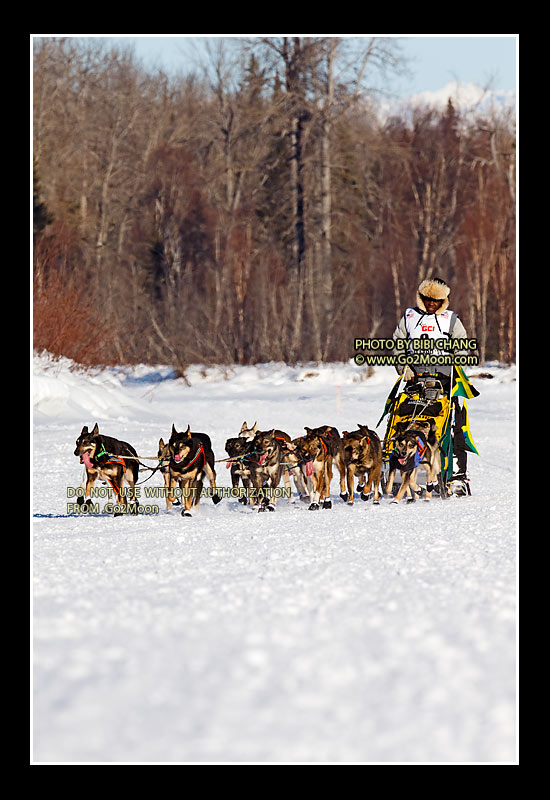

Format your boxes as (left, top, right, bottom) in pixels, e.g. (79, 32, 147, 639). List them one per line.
(377, 367, 479, 500)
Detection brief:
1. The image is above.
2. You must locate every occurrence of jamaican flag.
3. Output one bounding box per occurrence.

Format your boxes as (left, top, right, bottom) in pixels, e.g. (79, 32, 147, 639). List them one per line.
(377, 374, 403, 427)
(452, 365, 480, 399)
(460, 400, 480, 456)
(451, 366, 480, 464)
(439, 396, 480, 481)
(439, 409, 454, 482)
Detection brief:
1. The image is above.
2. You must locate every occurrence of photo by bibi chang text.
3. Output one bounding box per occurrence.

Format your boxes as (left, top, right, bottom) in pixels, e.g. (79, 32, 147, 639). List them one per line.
(352, 338, 479, 367)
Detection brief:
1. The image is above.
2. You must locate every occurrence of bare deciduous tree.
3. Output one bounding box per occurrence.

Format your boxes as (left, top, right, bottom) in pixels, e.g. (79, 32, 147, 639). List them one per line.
(33, 37, 515, 369)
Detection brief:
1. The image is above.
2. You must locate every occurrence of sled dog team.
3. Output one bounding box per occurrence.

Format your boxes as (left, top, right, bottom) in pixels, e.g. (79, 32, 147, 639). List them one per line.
(74, 418, 442, 517)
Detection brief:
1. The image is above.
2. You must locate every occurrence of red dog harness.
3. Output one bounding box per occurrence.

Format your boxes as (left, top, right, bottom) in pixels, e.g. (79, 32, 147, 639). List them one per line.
(173, 442, 206, 470)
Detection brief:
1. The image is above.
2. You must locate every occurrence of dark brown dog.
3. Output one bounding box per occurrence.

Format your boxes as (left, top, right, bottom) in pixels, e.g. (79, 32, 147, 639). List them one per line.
(341, 425, 382, 504)
(224, 435, 256, 503)
(249, 429, 287, 511)
(286, 425, 346, 510)
(277, 438, 309, 502)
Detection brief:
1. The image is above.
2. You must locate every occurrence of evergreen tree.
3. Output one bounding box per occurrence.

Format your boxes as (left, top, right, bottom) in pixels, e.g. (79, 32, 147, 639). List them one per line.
(33, 159, 52, 237)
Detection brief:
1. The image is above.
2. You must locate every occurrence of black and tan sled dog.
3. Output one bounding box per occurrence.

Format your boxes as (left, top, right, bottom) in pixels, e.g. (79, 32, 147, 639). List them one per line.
(158, 426, 220, 511)
(341, 425, 382, 505)
(74, 423, 139, 515)
(163, 425, 221, 516)
(384, 421, 441, 504)
(224, 422, 259, 503)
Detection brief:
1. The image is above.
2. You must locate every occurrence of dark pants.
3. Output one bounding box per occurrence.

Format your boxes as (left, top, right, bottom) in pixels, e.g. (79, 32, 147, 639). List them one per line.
(414, 371, 468, 476)
(452, 400, 468, 475)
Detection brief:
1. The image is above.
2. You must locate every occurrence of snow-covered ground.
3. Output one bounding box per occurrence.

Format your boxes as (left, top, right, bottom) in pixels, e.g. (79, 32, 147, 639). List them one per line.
(32, 354, 517, 764)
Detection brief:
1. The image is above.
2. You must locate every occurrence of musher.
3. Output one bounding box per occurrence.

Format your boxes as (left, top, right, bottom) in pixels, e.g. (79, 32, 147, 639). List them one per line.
(391, 276, 475, 496)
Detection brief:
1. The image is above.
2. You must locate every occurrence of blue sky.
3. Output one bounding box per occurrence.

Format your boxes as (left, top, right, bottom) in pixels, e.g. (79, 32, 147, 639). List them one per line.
(396, 36, 516, 95)
(99, 35, 517, 98)
(36, 35, 517, 100)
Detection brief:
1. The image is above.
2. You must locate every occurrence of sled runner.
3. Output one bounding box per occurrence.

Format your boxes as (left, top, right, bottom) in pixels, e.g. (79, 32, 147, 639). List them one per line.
(377, 367, 479, 500)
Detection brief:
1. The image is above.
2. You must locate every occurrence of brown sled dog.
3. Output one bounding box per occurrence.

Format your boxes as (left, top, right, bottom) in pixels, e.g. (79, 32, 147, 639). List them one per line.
(384, 422, 441, 504)
(248, 428, 289, 511)
(74, 423, 139, 515)
(341, 425, 382, 504)
(288, 425, 346, 510)
(165, 425, 221, 516)
(253, 425, 309, 503)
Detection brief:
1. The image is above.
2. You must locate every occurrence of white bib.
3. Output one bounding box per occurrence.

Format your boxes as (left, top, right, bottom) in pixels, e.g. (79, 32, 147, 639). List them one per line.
(405, 307, 454, 337)
(403, 307, 457, 370)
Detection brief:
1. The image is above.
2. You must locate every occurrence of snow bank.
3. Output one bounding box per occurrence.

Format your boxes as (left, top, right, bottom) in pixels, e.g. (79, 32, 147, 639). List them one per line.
(32, 354, 142, 423)
(32, 352, 516, 424)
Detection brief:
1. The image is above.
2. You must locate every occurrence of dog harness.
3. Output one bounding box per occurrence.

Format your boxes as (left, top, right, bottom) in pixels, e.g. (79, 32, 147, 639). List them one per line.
(90, 442, 128, 500)
(318, 437, 328, 460)
(413, 436, 427, 466)
(391, 435, 427, 472)
(172, 441, 206, 471)
(300, 435, 329, 477)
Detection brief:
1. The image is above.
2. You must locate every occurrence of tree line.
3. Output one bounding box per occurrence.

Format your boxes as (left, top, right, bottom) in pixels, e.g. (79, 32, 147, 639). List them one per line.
(33, 37, 516, 370)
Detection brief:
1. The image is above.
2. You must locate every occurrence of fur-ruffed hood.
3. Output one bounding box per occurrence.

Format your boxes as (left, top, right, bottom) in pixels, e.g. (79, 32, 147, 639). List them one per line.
(417, 277, 450, 314)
